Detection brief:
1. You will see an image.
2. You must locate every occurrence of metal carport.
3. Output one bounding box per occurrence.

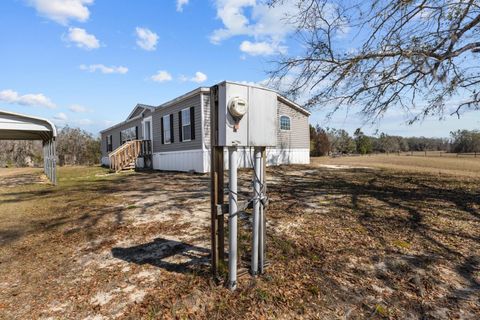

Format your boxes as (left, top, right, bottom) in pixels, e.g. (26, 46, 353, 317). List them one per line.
(0, 110, 57, 184)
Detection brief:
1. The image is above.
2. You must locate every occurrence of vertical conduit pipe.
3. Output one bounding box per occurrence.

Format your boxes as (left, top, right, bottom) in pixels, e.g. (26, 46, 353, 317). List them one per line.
(252, 147, 261, 275)
(258, 148, 265, 274)
(228, 147, 238, 289)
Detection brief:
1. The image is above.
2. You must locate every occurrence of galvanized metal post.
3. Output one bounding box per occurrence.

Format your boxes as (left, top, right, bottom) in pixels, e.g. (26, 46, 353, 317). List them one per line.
(49, 140, 52, 182)
(258, 147, 265, 274)
(228, 147, 238, 289)
(43, 142, 46, 176)
(46, 140, 50, 181)
(52, 139, 57, 185)
(252, 147, 261, 275)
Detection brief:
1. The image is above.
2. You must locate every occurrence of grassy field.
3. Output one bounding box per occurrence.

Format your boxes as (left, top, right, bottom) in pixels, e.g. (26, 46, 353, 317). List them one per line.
(312, 154, 480, 177)
(0, 158, 479, 319)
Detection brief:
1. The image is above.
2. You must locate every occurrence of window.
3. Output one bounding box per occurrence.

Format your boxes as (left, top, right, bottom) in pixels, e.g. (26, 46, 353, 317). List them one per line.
(162, 115, 171, 144)
(120, 126, 137, 144)
(280, 115, 291, 130)
(181, 108, 191, 141)
(106, 135, 113, 152)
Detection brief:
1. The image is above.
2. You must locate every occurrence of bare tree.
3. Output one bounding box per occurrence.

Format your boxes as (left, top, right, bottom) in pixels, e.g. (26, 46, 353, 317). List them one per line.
(56, 126, 101, 166)
(268, 0, 480, 122)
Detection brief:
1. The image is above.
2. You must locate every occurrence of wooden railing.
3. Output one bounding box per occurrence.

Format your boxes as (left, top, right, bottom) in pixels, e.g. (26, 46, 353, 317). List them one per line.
(109, 140, 152, 172)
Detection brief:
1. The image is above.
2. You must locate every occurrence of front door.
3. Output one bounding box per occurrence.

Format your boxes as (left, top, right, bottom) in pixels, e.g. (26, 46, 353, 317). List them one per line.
(144, 120, 151, 140)
(142, 118, 153, 169)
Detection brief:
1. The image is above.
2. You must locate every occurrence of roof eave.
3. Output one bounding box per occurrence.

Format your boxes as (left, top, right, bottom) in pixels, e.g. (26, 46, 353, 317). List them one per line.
(0, 109, 57, 138)
(100, 114, 142, 134)
(277, 95, 311, 116)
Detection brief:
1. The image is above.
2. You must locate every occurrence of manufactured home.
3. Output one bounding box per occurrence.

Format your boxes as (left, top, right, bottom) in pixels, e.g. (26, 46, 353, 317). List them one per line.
(100, 81, 310, 173)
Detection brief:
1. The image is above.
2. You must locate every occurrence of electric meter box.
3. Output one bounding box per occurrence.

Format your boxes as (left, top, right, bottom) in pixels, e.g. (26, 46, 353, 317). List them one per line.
(216, 81, 277, 147)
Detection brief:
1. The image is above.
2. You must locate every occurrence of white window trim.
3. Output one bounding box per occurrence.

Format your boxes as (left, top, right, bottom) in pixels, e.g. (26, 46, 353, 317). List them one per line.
(181, 107, 191, 142)
(279, 115, 291, 131)
(163, 115, 171, 144)
(142, 116, 153, 141)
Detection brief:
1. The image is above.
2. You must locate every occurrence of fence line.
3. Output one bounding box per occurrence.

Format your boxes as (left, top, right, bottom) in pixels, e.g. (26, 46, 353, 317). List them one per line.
(381, 151, 478, 158)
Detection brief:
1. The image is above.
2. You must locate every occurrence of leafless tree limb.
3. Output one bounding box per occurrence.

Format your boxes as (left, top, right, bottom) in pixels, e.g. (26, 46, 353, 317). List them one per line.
(267, 0, 480, 122)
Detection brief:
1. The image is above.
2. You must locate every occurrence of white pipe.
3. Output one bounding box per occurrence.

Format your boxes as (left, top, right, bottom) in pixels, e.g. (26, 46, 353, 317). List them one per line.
(258, 148, 265, 274)
(252, 147, 261, 275)
(228, 147, 238, 289)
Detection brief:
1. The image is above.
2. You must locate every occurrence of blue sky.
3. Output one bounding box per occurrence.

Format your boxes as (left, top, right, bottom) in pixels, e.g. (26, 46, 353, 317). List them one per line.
(0, 0, 478, 138)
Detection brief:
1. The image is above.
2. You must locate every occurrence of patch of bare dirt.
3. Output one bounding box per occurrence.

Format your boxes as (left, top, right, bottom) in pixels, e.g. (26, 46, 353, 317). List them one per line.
(0, 168, 46, 187)
(1, 165, 479, 319)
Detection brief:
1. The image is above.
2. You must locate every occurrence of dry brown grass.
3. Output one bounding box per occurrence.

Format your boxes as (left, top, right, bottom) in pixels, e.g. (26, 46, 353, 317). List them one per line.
(311, 154, 480, 177)
(0, 163, 479, 319)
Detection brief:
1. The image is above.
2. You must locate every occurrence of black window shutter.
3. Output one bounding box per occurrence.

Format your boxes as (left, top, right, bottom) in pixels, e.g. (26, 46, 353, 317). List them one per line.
(178, 111, 183, 142)
(161, 117, 164, 144)
(135, 126, 138, 140)
(106, 136, 108, 152)
(170, 114, 174, 143)
(190, 106, 195, 140)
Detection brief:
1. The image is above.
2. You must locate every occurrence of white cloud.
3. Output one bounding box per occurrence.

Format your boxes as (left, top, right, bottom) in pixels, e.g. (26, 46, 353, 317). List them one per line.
(69, 104, 89, 113)
(0, 89, 56, 109)
(151, 70, 172, 83)
(240, 40, 286, 56)
(209, 0, 300, 56)
(79, 64, 128, 74)
(66, 27, 100, 49)
(191, 71, 208, 83)
(210, 0, 255, 44)
(210, 0, 296, 43)
(176, 0, 189, 12)
(135, 27, 158, 51)
(28, 0, 94, 25)
(179, 71, 208, 83)
(54, 112, 68, 121)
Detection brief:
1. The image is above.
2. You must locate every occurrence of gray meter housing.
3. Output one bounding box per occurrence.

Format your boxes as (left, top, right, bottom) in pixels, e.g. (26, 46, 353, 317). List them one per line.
(216, 81, 277, 147)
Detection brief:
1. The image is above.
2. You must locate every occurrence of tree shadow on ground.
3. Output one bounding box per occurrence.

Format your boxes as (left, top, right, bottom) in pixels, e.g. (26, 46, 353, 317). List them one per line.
(265, 165, 480, 317)
(111, 238, 210, 275)
(0, 170, 211, 247)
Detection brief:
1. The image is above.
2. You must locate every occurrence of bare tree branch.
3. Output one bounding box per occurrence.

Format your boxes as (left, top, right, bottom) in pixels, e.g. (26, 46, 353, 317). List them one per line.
(267, 0, 480, 123)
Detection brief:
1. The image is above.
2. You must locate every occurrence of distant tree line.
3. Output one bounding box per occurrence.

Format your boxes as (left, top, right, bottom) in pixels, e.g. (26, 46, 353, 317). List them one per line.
(310, 125, 480, 156)
(0, 126, 101, 168)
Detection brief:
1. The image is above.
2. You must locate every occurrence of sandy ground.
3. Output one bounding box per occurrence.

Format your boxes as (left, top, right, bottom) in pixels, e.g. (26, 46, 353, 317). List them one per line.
(0, 169, 213, 319)
(0, 163, 479, 319)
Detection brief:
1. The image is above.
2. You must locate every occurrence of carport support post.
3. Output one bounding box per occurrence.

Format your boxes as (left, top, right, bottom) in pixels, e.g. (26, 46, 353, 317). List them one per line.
(251, 147, 262, 275)
(228, 147, 238, 289)
(52, 138, 57, 185)
(49, 140, 51, 181)
(43, 141, 46, 176)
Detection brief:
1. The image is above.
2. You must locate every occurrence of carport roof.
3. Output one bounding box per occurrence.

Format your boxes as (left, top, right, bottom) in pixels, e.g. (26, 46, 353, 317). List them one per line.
(0, 110, 57, 142)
